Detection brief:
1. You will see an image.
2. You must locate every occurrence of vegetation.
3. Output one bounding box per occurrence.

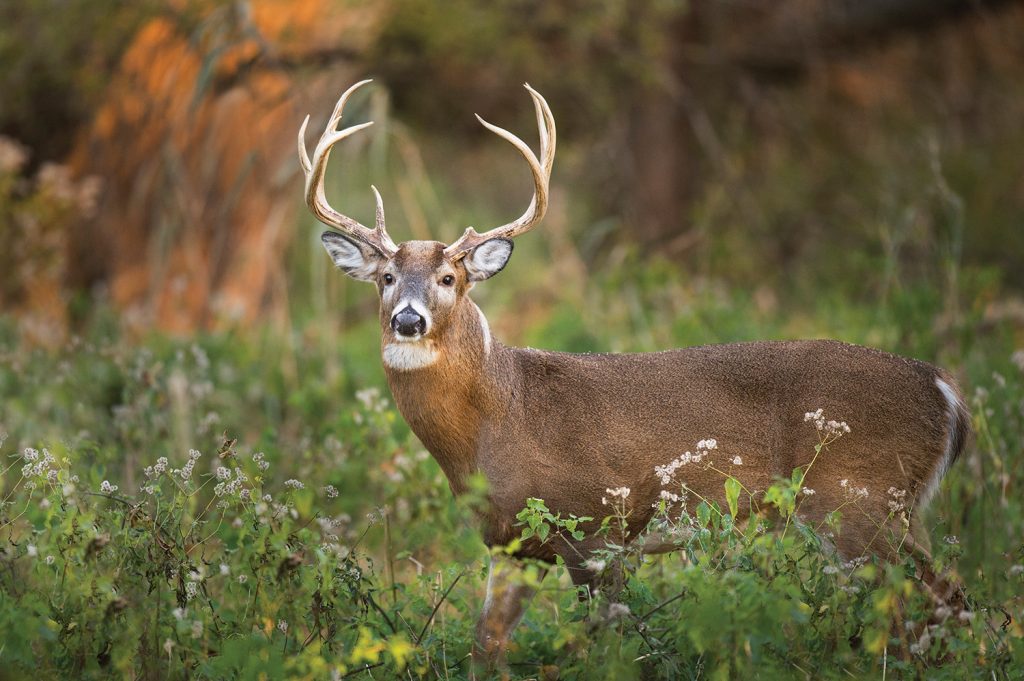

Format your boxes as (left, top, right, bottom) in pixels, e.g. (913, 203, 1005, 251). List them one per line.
(1, 252, 1023, 678)
(2, 1, 1024, 678)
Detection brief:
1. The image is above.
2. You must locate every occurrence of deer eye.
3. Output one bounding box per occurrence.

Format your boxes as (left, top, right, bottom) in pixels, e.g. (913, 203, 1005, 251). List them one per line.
(383, 273, 395, 285)
(440, 275, 455, 286)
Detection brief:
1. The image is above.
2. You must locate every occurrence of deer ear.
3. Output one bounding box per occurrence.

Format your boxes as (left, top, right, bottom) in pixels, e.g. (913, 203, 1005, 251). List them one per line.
(321, 232, 385, 282)
(464, 238, 513, 282)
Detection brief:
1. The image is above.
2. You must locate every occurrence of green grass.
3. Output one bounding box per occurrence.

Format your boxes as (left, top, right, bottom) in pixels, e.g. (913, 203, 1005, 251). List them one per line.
(0, 266, 1022, 679)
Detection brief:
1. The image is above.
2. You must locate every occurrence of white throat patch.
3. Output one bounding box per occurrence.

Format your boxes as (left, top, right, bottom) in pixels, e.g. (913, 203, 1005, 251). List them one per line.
(383, 342, 439, 371)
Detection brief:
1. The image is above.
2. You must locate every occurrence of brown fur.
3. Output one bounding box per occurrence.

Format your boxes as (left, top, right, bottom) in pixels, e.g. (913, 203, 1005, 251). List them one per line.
(352, 240, 971, 674)
(365, 241, 971, 577)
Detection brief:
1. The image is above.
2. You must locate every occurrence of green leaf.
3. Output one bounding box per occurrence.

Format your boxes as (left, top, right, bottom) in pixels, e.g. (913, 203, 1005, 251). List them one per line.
(725, 477, 741, 518)
(696, 501, 712, 528)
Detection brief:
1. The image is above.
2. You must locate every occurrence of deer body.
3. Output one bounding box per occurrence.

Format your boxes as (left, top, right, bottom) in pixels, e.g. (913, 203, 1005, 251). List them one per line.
(385, 301, 966, 564)
(298, 82, 970, 675)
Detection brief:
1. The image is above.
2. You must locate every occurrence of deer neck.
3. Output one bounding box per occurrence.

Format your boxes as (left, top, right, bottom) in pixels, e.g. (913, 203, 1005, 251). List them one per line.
(382, 299, 505, 494)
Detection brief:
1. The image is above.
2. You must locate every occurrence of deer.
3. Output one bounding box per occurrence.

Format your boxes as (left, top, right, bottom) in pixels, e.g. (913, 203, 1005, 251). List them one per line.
(297, 80, 972, 675)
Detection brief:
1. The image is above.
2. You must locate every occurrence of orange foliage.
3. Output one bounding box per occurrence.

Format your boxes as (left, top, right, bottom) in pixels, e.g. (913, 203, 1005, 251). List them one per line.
(70, 0, 384, 334)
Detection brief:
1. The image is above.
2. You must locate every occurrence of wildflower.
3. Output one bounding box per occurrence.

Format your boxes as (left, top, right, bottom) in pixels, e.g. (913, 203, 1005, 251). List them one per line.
(801, 487, 816, 496)
(185, 582, 198, 601)
(696, 439, 718, 451)
(607, 603, 631, 620)
(278, 619, 288, 634)
(27, 544, 38, 558)
(659, 490, 680, 503)
(958, 611, 975, 622)
(1011, 349, 1024, 372)
(1009, 565, 1024, 576)
(731, 456, 743, 466)
(45, 555, 55, 565)
(172, 607, 187, 621)
(99, 480, 118, 494)
(323, 484, 339, 499)
(237, 574, 248, 584)
(284, 479, 304, 490)
(39, 498, 51, 510)
(804, 408, 851, 436)
(943, 535, 960, 545)
(606, 487, 630, 499)
(216, 467, 231, 481)
(584, 558, 607, 573)
(252, 452, 270, 471)
(219, 563, 230, 576)
(822, 565, 839, 575)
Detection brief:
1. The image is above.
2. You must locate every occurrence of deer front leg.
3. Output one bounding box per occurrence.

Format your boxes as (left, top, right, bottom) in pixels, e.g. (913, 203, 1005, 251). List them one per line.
(472, 554, 543, 679)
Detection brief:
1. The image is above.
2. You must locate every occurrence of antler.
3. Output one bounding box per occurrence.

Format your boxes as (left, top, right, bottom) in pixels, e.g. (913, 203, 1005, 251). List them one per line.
(443, 84, 556, 260)
(298, 79, 398, 256)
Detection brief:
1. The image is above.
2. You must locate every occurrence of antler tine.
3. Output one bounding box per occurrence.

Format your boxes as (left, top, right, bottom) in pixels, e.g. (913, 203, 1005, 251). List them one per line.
(444, 84, 556, 259)
(297, 79, 397, 256)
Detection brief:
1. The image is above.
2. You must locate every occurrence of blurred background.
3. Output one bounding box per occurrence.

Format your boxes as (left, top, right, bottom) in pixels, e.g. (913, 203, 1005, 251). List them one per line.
(2, 0, 1022, 353)
(2, 3, 1024, 673)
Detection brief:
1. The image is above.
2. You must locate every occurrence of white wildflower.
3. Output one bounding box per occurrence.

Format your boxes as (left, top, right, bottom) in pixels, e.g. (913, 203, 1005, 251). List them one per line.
(185, 581, 198, 601)
(1011, 349, 1024, 372)
(659, 490, 680, 503)
(219, 563, 230, 576)
(237, 574, 248, 584)
(99, 480, 118, 494)
(252, 451, 269, 471)
(801, 487, 816, 496)
(216, 467, 231, 481)
(731, 456, 743, 466)
(27, 544, 38, 558)
(607, 603, 631, 620)
(45, 555, 55, 565)
(277, 619, 288, 634)
(323, 484, 339, 499)
(605, 487, 630, 499)
(284, 479, 304, 490)
(172, 607, 187, 621)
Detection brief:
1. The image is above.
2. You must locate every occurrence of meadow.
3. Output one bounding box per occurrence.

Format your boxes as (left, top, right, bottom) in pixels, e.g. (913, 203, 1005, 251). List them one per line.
(1, 256, 1022, 679)
(2, 3, 1024, 678)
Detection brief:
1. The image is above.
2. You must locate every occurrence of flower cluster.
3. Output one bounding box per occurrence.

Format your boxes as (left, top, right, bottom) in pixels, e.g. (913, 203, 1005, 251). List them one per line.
(803, 409, 851, 438)
(839, 478, 869, 500)
(252, 451, 270, 472)
(887, 487, 908, 513)
(176, 449, 202, 481)
(213, 467, 248, 498)
(655, 438, 718, 485)
(143, 457, 169, 480)
(21, 448, 58, 490)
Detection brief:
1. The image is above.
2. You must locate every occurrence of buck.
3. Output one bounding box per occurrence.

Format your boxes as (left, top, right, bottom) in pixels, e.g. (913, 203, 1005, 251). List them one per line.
(298, 80, 971, 673)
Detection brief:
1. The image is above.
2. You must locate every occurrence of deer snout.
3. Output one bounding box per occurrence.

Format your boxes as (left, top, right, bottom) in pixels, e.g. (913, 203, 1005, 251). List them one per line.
(391, 306, 427, 337)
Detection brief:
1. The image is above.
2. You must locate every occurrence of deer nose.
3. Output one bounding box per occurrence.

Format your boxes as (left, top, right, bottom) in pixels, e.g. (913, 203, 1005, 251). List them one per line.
(391, 306, 426, 337)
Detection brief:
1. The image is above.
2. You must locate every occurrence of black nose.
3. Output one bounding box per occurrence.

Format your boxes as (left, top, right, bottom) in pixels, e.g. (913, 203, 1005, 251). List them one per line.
(391, 306, 426, 337)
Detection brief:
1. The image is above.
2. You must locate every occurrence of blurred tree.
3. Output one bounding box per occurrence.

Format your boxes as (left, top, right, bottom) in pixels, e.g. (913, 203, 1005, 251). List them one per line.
(0, 0, 161, 164)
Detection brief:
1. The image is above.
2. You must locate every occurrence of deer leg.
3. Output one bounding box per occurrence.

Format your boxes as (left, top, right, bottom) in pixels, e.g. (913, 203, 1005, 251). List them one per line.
(472, 554, 543, 678)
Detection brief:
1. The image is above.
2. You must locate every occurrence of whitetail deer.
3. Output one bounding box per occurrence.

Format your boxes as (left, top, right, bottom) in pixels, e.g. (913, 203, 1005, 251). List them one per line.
(298, 80, 971, 674)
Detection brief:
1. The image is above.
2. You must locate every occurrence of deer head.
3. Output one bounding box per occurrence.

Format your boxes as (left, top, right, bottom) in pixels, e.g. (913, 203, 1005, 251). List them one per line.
(298, 80, 555, 370)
